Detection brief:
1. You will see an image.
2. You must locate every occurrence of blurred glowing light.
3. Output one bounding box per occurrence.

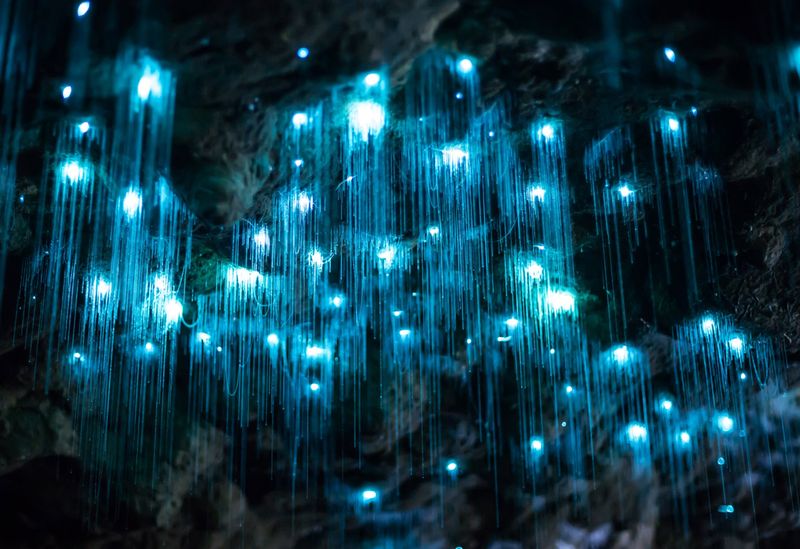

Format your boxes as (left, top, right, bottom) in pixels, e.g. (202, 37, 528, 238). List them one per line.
(165, 299, 183, 325)
(528, 185, 546, 202)
(122, 189, 142, 218)
(441, 145, 468, 166)
(77, 2, 91, 17)
(525, 260, 544, 281)
(292, 112, 308, 128)
(309, 382, 320, 392)
(456, 57, 473, 74)
(663, 47, 676, 63)
(62, 85, 72, 99)
(197, 332, 211, 344)
(137, 69, 162, 101)
(626, 423, 648, 443)
(363, 72, 381, 87)
(546, 289, 576, 314)
(716, 413, 734, 433)
(348, 100, 386, 140)
(530, 437, 544, 453)
(267, 333, 279, 346)
(537, 123, 555, 140)
(78, 121, 90, 134)
(668, 117, 680, 132)
(296, 47, 309, 59)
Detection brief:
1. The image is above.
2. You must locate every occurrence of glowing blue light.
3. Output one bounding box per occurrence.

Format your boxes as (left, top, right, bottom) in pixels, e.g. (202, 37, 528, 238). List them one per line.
(504, 317, 519, 330)
(18, 195, 23, 203)
(679, 431, 691, 445)
(441, 145, 468, 167)
(717, 456, 725, 465)
(537, 123, 555, 140)
(77, 2, 91, 16)
(690, 106, 698, 116)
(466, 338, 472, 345)
(165, 299, 183, 325)
(330, 295, 344, 308)
(122, 189, 142, 218)
(62, 85, 73, 99)
(292, 112, 308, 128)
(561, 421, 567, 427)
(309, 382, 320, 392)
(625, 422, 648, 443)
(716, 413, 734, 433)
(293, 158, 304, 168)
(296, 47, 309, 59)
(61, 161, 86, 184)
(267, 333, 279, 346)
(392, 310, 403, 317)
(398, 329, 411, 338)
(727, 336, 745, 354)
(527, 185, 546, 203)
(377, 245, 397, 267)
(446, 460, 458, 472)
(456, 57, 474, 74)
(718, 505, 734, 514)
(92, 276, 111, 297)
(78, 121, 90, 134)
(73, 352, 82, 360)
(525, 260, 544, 281)
(253, 228, 270, 248)
(348, 100, 386, 141)
(701, 316, 716, 334)
(145, 342, 154, 353)
(565, 385, 574, 394)
(137, 69, 162, 101)
(667, 117, 680, 132)
(545, 289, 576, 314)
(306, 345, 328, 359)
(740, 372, 747, 381)
(611, 344, 630, 365)
(549, 348, 555, 355)
(308, 248, 324, 269)
(197, 332, 211, 344)
(659, 399, 673, 413)
(153, 274, 172, 294)
(216, 346, 223, 353)
(427, 225, 440, 237)
(618, 184, 634, 198)
(363, 72, 381, 87)
(663, 47, 676, 63)
(455, 91, 464, 99)
(497, 335, 511, 342)
(361, 489, 378, 503)
(530, 437, 544, 454)
(293, 191, 313, 213)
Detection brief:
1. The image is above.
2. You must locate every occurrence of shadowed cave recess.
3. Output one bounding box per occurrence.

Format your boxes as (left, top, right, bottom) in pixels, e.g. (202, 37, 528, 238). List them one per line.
(1, 0, 800, 547)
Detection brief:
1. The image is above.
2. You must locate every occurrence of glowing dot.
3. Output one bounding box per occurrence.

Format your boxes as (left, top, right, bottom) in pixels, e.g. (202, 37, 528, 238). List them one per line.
(663, 47, 676, 63)
(660, 399, 673, 412)
(504, 317, 519, 330)
(679, 431, 691, 444)
(740, 372, 747, 380)
(701, 316, 715, 334)
(361, 489, 377, 502)
(73, 352, 82, 360)
(145, 342, 154, 353)
(377, 245, 397, 267)
(78, 121, 90, 134)
(308, 249, 324, 269)
(626, 423, 648, 443)
(309, 382, 320, 392)
(716, 413, 734, 433)
(561, 421, 567, 427)
(718, 505, 734, 514)
(62, 85, 73, 99)
(92, 277, 111, 297)
(398, 329, 411, 338)
(61, 161, 85, 184)
(546, 289, 576, 314)
(293, 191, 313, 213)
(618, 184, 633, 198)
(668, 117, 680, 132)
(488, 131, 495, 137)
(137, 70, 162, 101)
(565, 385, 574, 394)
(538, 123, 555, 140)
(446, 460, 458, 472)
(530, 437, 544, 453)
(77, 2, 90, 16)
(197, 332, 211, 344)
(153, 274, 171, 293)
(363, 72, 381, 87)
(690, 106, 698, 116)
(122, 189, 143, 218)
(292, 112, 308, 128)
(728, 336, 744, 354)
(527, 185, 546, 202)
(348, 100, 386, 141)
(331, 295, 344, 308)
(717, 457, 726, 465)
(392, 310, 403, 317)
(525, 260, 544, 281)
(455, 91, 464, 99)
(293, 158, 304, 167)
(306, 345, 327, 359)
(18, 195, 23, 203)
(549, 348, 555, 355)
(497, 335, 511, 342)
(427, 225, 440, 237)
(253, 228, 270, 248)
(466, 338, 472, 345)
(456, 57, 474, 74)
(441, 146, 469, 166)
(164, 299, 183, 325)
(611, 345, 629, 364)
(296, 47, 309, 59)
(216, 346, 223, 353)
(267, 333, 279, 346)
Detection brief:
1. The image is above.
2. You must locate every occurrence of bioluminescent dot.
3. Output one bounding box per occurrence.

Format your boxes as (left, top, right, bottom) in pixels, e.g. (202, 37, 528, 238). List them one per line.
(537, 123, 555, 140)
(525, 260, 544, 281)
(62, 85, 73, 99)
(61, 161, 86, 184)
(292, 112, 308, 128)
(377, 245, 397, 267)
(78, 121, 90, 134)
(77, 2, 91, 17)
(701, 316, 716, 334)
(122, 189, 143, 219)
(427, 225, 440, 237)
(455, 91, 464, 99)
(145, 342, 155, 353)
(296, 47, 309, 59)
(497, 335, 511, 342)
(718, 505, 734, 514)
(530, 437, 544, 454)
(504, 317, 519, 330)
(392, 310, 403, 317)
(456, 57, 474, 74)
(306, 345, 327, 359)
(398, 329, 411, 338)
(267, 333, 279, 346)
(253, 228, 270, 248)
(293, 158, 304, 168)
(197, 332, 211, 344)
(445, 460, 458, 472)
(545, 289, 576, 314)
(293, 191, 313, 213)
(216, 346, 223, 353)
(611, 344, 629, 365)
(363, 72, 381, 87)
(348, 100, 386, 141)
(727, 336, 745, 354)
(466, 338, 472, 345)
(618, 184, 634, 198)
(659, 399, 673, 413)
(717, 456, 726, 465)
(690, 106, 698, 116)
(361, 489, 378, 502)
(330, 295, 344, 308)
(716, 413, 734, 433)
(625, 422, 648, 443)
(137, 70, 162, 101)
(663, 47, 676, 63)
(667, 117, 680, 132)
(527, 185, 546, 203)
(740, 372, 747, 381)
(73, 352, 82, 360)
(309, 382, 320, 392)
(308, 249, 324, 269)
(441, 145, 469, 167)
(679, 431, 691, 445)
(164, 299, 183, 325)
(565, 385, 574, 394)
